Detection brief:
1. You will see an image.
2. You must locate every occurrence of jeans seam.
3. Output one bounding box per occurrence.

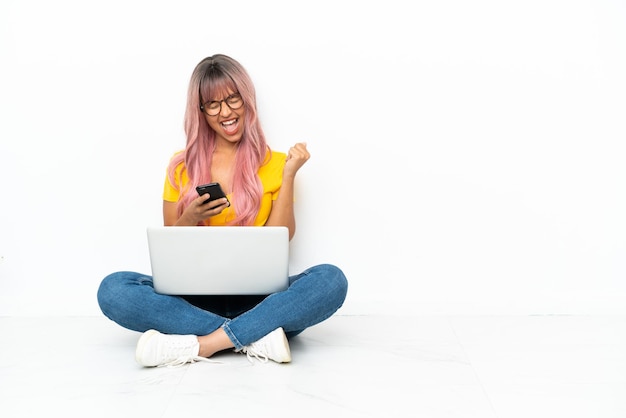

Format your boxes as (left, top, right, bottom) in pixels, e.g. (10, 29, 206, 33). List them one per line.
(221, 320, 243, 350)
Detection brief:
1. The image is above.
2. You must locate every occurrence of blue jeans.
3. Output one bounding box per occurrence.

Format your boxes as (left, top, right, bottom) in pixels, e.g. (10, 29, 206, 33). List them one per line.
(97, 264, 348, 350)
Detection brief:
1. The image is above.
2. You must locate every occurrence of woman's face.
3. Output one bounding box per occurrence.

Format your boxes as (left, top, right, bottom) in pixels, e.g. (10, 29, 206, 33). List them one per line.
(203, 90, 246, 145)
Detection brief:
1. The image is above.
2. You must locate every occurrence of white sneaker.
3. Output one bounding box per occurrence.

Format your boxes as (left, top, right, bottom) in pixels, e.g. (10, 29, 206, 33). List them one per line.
(240, 327, 291, 364)
(135, 329, 213, 367)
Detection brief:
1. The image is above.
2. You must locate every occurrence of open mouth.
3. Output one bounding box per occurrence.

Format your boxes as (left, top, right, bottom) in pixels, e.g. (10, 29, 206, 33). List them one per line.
(221, 118, 239, 135)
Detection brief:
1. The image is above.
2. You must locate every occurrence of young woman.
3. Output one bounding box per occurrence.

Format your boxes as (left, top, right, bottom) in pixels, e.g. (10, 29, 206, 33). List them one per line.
(97, 54, 348, 367)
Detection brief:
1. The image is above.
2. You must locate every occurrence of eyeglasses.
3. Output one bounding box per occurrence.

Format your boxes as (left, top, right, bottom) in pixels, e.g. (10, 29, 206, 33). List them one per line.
(200, 93, 244, 116)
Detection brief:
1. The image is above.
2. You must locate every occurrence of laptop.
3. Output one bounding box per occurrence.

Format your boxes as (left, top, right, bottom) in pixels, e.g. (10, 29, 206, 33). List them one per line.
(147, 226, 289, 295)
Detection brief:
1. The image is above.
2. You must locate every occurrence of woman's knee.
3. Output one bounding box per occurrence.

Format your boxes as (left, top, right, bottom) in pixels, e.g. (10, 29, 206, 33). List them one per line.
(319, 263, 347, 284)
(96, 271, 144, 314)
(312, 263, 348, 302)
(97, 272, 120, 314)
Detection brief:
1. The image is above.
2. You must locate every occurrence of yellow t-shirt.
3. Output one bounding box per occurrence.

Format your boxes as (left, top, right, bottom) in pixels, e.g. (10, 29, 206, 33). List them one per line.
(163, 150, 286, 226)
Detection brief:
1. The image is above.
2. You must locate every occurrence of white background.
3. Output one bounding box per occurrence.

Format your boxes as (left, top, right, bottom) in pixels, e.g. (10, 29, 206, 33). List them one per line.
(1, 0, 624, 316)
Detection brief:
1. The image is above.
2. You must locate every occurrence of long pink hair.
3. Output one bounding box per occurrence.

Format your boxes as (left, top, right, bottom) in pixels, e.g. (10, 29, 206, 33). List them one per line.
(167, 54, 270, 225)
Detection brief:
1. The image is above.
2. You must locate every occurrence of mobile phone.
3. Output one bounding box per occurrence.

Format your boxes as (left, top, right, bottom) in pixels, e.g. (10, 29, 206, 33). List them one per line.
(196, 182, 230, 207)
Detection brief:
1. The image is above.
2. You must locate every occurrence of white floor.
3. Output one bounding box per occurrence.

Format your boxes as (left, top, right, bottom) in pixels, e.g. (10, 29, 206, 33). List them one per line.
(1, 314, 625, 418)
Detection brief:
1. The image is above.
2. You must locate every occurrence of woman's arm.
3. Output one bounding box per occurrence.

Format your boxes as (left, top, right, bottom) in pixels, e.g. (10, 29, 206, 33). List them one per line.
(265, 142, 310, 240)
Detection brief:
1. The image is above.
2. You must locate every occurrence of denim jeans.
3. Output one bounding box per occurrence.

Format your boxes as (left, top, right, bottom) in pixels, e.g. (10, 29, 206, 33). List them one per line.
(97, 263, 348, 349)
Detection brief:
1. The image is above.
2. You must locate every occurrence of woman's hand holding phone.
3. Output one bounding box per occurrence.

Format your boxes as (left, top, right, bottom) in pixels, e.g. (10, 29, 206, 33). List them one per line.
(195, 182, 230, 214)
(176, 183, 230, 225)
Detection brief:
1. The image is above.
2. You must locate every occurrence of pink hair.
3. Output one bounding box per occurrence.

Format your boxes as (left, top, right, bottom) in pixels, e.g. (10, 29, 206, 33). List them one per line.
(167, 54, 270, 225)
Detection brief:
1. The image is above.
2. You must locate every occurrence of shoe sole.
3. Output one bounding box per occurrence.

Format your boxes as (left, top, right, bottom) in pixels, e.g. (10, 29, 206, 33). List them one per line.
(135, 329, 159, 366)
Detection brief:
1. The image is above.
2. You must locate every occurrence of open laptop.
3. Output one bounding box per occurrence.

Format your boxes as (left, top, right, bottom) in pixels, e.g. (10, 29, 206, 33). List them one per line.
(147, 226, 289, 295)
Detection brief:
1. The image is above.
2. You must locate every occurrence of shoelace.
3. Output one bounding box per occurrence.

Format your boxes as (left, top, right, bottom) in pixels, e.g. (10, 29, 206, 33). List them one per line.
(159, 355, 222, 368)
(241, 343, 269, 364)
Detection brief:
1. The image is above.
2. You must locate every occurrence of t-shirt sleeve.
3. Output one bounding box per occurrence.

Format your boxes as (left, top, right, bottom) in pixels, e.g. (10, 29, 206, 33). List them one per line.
(259, 151, 286, 199)
(163, 173, 180, 202)
(162, 155, 185, 203)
